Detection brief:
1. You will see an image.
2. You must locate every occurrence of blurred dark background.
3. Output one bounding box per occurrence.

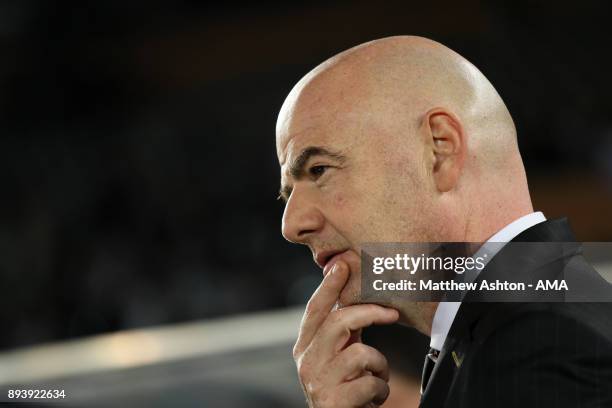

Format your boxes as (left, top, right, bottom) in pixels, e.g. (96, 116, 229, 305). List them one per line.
(1, 0, 611, 350)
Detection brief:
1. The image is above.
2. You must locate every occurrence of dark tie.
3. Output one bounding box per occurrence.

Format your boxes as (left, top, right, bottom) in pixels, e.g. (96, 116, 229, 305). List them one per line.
(421, 347, 439, 395)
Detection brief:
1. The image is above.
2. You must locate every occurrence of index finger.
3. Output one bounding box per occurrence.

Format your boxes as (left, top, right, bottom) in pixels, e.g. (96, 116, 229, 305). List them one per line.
(293, 261, 349, 356)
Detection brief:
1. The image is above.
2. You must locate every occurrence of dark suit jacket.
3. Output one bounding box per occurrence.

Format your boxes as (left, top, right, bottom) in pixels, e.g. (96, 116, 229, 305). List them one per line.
(420, 218, 612, 408)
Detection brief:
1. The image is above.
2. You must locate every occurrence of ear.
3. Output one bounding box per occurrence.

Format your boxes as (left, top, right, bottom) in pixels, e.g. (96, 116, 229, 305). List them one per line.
(422, 108, 466, 192)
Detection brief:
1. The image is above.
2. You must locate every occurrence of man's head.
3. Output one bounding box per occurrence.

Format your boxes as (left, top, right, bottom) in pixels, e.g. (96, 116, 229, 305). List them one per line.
(276, 36, 533, 330)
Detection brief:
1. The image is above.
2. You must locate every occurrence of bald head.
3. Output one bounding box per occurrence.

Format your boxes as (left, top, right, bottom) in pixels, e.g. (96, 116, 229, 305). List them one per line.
(278, 36, 520, 173)
(275, 37, 533, 324)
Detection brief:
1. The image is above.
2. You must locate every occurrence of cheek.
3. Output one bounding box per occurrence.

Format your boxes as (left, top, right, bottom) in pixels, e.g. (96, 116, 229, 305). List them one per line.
(328, 190, 358, 230)
(333, 191, 348, 208)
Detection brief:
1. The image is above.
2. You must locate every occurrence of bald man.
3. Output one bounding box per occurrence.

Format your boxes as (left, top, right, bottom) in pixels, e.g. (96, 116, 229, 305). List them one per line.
(276, 36, 612, 407)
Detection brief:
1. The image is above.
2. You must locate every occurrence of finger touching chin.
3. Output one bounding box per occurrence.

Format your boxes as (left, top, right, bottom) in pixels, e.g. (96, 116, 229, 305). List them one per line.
(334, 255, 362, 308)
(337, 279, 362, 308)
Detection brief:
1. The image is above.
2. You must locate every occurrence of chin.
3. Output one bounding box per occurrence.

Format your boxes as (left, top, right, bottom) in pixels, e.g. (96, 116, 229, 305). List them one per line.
(337, 286, 361, 309)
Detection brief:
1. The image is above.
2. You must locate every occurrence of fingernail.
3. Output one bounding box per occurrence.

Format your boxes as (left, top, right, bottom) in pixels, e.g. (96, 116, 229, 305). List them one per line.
(330, 263, 339, 275)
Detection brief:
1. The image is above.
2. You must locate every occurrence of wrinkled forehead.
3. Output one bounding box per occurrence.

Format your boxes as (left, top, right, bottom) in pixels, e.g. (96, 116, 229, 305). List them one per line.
(276, 103, 367, 175)
(276, 72, 375, 167)
(277, 108, 334, 165)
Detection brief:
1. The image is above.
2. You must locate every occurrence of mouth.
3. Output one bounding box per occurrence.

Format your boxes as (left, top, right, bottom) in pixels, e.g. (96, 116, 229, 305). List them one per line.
(315, 249, 350, 276)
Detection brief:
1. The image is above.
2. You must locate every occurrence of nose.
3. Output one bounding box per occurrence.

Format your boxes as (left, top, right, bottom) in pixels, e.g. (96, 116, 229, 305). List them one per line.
(281, 185, 324, 244)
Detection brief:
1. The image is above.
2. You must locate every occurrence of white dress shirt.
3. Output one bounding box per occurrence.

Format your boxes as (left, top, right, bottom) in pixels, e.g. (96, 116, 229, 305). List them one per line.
(429, 211, 547, 351)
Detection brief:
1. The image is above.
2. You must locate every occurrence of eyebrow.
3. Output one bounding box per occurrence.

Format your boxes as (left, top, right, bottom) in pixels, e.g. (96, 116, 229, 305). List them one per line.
(278, 146, 346, 202)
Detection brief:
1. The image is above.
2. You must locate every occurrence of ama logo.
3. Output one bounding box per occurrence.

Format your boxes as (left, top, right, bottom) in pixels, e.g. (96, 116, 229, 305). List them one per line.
(535, 280, 568, 290)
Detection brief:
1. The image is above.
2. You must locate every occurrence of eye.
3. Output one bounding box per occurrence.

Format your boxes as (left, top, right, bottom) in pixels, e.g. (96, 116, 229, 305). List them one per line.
(309, 165, 328, 178)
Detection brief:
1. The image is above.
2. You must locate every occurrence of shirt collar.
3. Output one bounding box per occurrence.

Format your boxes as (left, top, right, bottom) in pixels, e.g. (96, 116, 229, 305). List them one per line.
(429, 211, 547, 351)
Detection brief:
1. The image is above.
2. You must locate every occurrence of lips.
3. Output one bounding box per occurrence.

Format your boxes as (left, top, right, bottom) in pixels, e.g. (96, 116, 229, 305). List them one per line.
(315, 249, 350, 276)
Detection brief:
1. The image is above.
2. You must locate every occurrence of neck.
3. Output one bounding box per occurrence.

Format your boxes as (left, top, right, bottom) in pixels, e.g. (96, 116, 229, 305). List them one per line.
(420, 205, 536, 336)
(464, 200, 534, 243)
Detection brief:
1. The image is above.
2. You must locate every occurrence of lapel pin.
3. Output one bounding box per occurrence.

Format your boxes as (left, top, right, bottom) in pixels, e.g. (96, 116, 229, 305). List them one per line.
(451, 350, 464, 367)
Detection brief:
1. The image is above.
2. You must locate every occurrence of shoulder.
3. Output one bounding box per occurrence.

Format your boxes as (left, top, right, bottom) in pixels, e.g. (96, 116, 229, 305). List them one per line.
(454, 304, 612, 407)
(474, 303, 612, 350)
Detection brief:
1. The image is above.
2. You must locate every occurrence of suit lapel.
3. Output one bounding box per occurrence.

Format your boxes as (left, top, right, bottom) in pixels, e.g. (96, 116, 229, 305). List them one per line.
(420, 338, 458, 407)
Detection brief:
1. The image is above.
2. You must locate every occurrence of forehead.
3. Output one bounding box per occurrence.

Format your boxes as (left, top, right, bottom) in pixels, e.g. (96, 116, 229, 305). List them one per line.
(276, 105, 362, 173)
(276, 82, 372, 167)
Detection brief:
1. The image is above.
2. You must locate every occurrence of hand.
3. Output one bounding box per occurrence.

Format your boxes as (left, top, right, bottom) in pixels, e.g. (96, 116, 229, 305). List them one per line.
(293, 261, 400, 408)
